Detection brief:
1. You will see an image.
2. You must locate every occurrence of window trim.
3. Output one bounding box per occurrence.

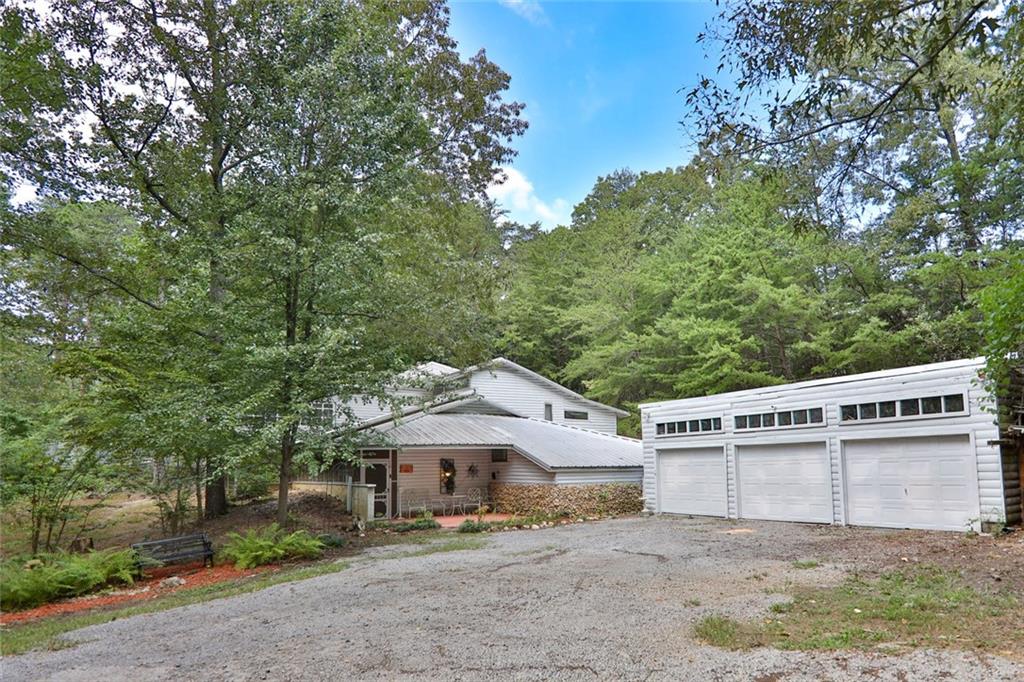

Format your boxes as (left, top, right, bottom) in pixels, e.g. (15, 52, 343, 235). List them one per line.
(732, 406, 826, 433)
(543, 403, 553, 421)
(838, 392, 969, 426)
(563, 409, 589, 421)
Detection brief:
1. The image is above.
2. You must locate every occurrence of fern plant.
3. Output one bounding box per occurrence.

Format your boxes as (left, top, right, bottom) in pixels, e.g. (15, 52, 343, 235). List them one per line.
(0, 549, 140, 610)
(221, 524, 324, 569)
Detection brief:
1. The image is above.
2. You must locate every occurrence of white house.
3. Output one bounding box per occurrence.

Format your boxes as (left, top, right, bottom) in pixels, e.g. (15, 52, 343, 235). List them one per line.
(641, 358, 1022, 532)
(299, 358, 642, 518)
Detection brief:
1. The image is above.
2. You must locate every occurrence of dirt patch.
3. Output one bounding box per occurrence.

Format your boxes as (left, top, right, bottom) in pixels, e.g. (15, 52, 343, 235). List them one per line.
(811, 525, 1024, 598)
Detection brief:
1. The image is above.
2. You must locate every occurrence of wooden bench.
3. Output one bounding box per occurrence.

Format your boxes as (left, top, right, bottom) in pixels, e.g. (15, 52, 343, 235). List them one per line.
(132, 533, 214, 568)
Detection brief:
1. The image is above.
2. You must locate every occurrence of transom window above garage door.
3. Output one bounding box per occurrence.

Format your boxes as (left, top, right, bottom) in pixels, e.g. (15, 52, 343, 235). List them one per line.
(840, 393, 967, 423)
(655, 417, 723, 436)
(734, 407, 824, 431)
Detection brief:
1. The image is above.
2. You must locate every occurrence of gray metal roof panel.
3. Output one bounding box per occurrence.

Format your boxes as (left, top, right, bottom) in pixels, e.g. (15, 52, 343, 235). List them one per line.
(370, 414, 641, 469)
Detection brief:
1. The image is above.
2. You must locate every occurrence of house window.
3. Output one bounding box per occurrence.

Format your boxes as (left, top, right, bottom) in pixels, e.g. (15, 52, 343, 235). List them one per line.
(655, 415, 725, 436)
(840, 393, 967, 424)
(544, 403, 553, 421)
(900, 398, 920, 416)
(490, 449, 508, 463)
(734, 407, 823, 430)
(944, 394, 964, 412)
(564, 410, 588, 420)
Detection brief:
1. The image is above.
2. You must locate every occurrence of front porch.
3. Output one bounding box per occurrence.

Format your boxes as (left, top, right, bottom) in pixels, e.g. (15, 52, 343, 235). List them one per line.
(291, 445, 552, 519)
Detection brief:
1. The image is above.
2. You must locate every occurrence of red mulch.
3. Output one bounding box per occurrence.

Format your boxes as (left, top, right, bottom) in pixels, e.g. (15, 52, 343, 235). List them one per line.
(0, 562, 270, 626)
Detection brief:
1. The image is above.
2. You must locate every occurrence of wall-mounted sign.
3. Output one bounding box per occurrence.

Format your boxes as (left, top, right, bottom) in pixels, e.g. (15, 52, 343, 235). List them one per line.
(399, 464, 413, 474)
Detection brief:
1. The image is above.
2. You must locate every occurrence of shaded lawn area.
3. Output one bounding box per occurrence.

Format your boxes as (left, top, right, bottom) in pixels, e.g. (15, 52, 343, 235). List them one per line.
(695, 566, 1023, 660)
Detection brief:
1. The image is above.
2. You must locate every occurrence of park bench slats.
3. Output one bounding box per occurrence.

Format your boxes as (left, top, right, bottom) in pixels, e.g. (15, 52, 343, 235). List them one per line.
(132, 532, 214, 567)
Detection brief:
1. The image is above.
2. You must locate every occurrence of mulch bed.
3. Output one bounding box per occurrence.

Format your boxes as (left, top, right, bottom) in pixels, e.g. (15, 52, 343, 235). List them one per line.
(0, 562, 270, 626)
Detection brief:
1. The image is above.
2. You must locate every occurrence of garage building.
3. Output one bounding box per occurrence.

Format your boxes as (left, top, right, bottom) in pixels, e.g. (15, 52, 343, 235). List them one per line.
(641, 358, 1022, 532)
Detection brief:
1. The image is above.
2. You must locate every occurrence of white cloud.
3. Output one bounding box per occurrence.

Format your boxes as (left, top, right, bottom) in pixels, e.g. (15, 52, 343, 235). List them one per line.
(498, 0, 550, 27)
(488, 167, 570, 229)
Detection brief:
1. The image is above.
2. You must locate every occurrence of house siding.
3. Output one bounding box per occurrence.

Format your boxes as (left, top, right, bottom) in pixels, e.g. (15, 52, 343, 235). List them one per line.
(468, 366, 619, 434)
(396, 447, 553, 497)
(641, 359, 1007, 527)
(554, 468, 643, 485)
(340, 388, 429, 423)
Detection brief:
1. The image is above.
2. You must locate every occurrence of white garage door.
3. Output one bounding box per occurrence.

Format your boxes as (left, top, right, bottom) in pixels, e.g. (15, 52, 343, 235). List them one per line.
(736, 442, 832, 523)
(658, 448, 727, 517)
(844, 435, 977, 531)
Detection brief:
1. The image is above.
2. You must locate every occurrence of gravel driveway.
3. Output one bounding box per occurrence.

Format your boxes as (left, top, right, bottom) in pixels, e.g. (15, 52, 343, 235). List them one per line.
(4, 516, 1022, 681)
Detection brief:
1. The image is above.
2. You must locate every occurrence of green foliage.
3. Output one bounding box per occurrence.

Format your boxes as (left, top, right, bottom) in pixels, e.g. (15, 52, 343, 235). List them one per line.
(315, 533, 348, 549)
(498, 157, 1017, 430)
(456, 519, 491, 533)
(0, 549, 139, 610)
(694, 615, 747, 649)
(389, 516, 442, 533)
(221, 524, 324, 569)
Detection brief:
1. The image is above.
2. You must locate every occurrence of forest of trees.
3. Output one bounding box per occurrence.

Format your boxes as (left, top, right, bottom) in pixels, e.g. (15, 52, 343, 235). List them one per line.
(2, 1, 1022, 543)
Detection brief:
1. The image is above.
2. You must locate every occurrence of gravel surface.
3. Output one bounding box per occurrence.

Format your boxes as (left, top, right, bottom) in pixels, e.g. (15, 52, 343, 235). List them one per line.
(4, 516, 1022, 681)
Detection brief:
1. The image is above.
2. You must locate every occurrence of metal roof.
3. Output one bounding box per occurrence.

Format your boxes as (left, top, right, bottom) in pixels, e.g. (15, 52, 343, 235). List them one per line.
(639, 357, 987, 409)
(368, 413, 642, 470)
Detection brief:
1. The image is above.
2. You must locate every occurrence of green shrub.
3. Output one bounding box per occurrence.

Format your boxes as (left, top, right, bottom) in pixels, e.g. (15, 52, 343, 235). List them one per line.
(389, 516, 441, 532)
(0, 549, 140, 611)
(457, 519, 491, 533)
(221, 524, 324, 569)
(316, 533, 348, 548)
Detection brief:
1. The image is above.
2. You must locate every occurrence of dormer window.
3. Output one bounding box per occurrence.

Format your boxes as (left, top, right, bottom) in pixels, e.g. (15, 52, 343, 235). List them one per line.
(544, 403, 553, 421)
(564, 410, 588, 420)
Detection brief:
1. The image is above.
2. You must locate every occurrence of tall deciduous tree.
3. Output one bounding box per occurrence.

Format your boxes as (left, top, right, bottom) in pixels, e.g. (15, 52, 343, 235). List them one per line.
(6, 1, 525, 523)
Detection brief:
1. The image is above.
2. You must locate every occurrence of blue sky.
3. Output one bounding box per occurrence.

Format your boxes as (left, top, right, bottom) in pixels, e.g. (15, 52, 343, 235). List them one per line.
(449, 1, 720, 227)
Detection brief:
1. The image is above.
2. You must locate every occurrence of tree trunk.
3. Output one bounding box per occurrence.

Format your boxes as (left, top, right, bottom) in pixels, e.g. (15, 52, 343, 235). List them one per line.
(200, 0, 230, 521)
(204, 470, 228, 518)
(194, 457, 204, 523)
(277, 433, 294, 526)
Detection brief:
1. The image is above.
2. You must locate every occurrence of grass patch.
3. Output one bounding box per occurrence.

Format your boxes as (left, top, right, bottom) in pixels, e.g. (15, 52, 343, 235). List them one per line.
(694, 566, 1021, 655)
(792, 560, 821, 570)
(1, 560, 347, 656)
(393, 536, 489, 558)
(693, 615, 755, 649)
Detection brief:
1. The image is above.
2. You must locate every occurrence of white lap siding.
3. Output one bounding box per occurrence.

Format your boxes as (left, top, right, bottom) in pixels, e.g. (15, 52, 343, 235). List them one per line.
(468, 366, 620, 434)
(641, 358, 1006, 530)
(396, 447, 554, 494)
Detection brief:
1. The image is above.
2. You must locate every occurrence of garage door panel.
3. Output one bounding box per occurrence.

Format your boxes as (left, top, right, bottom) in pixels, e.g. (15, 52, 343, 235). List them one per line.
(658, 448, 726, 517)
(735, 442, 832, 523)
(844, 435, 977, 531)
